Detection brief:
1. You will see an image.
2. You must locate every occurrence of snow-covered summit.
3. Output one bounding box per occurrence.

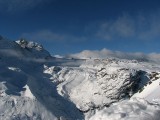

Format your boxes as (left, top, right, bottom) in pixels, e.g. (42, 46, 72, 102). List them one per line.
(16, 39, 51, 59)
(0, 37, 51, 59)
(16, 39, 43, 51)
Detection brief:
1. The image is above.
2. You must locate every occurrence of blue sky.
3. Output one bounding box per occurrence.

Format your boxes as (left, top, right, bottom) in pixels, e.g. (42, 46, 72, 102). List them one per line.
(0, 0, 160, 55)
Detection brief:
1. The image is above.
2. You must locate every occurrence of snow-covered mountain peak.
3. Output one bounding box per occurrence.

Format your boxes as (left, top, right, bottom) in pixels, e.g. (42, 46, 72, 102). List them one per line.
(15, 39, 51, 58)
(16, 39, 43, 51)
(0, 37, 51, 59)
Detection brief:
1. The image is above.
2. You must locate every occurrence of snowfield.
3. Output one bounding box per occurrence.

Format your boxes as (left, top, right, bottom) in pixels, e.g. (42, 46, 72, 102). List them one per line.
(0, 37, 160, 120)
(89, 98, 160, 120)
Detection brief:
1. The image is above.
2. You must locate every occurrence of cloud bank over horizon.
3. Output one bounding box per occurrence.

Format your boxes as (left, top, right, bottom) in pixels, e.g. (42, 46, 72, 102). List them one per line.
(68, 48, 160, 63)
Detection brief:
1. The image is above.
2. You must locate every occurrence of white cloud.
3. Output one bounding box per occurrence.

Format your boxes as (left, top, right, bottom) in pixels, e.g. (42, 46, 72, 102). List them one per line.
(21, 30, 87, 43)
(97, 14, 135, 40)
(0, 0, 51, 13)
(137, 14, 160, 40)
(96, 12, 160, 41)
(68, 48, 160, 63)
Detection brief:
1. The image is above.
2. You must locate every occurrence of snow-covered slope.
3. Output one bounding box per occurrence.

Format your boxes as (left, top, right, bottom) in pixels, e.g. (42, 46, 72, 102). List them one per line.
(89, 98, 160, 120)
(0, 37, 160, 120)
(133, 72, 160, 104)
(0, 37, 83, 120)
(44, 58, 160, 120)
(44, 59, 142, 112)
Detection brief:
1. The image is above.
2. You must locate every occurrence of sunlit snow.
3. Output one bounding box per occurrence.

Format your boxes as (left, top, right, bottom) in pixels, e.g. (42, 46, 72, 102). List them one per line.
(0, 37, 160, 120)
